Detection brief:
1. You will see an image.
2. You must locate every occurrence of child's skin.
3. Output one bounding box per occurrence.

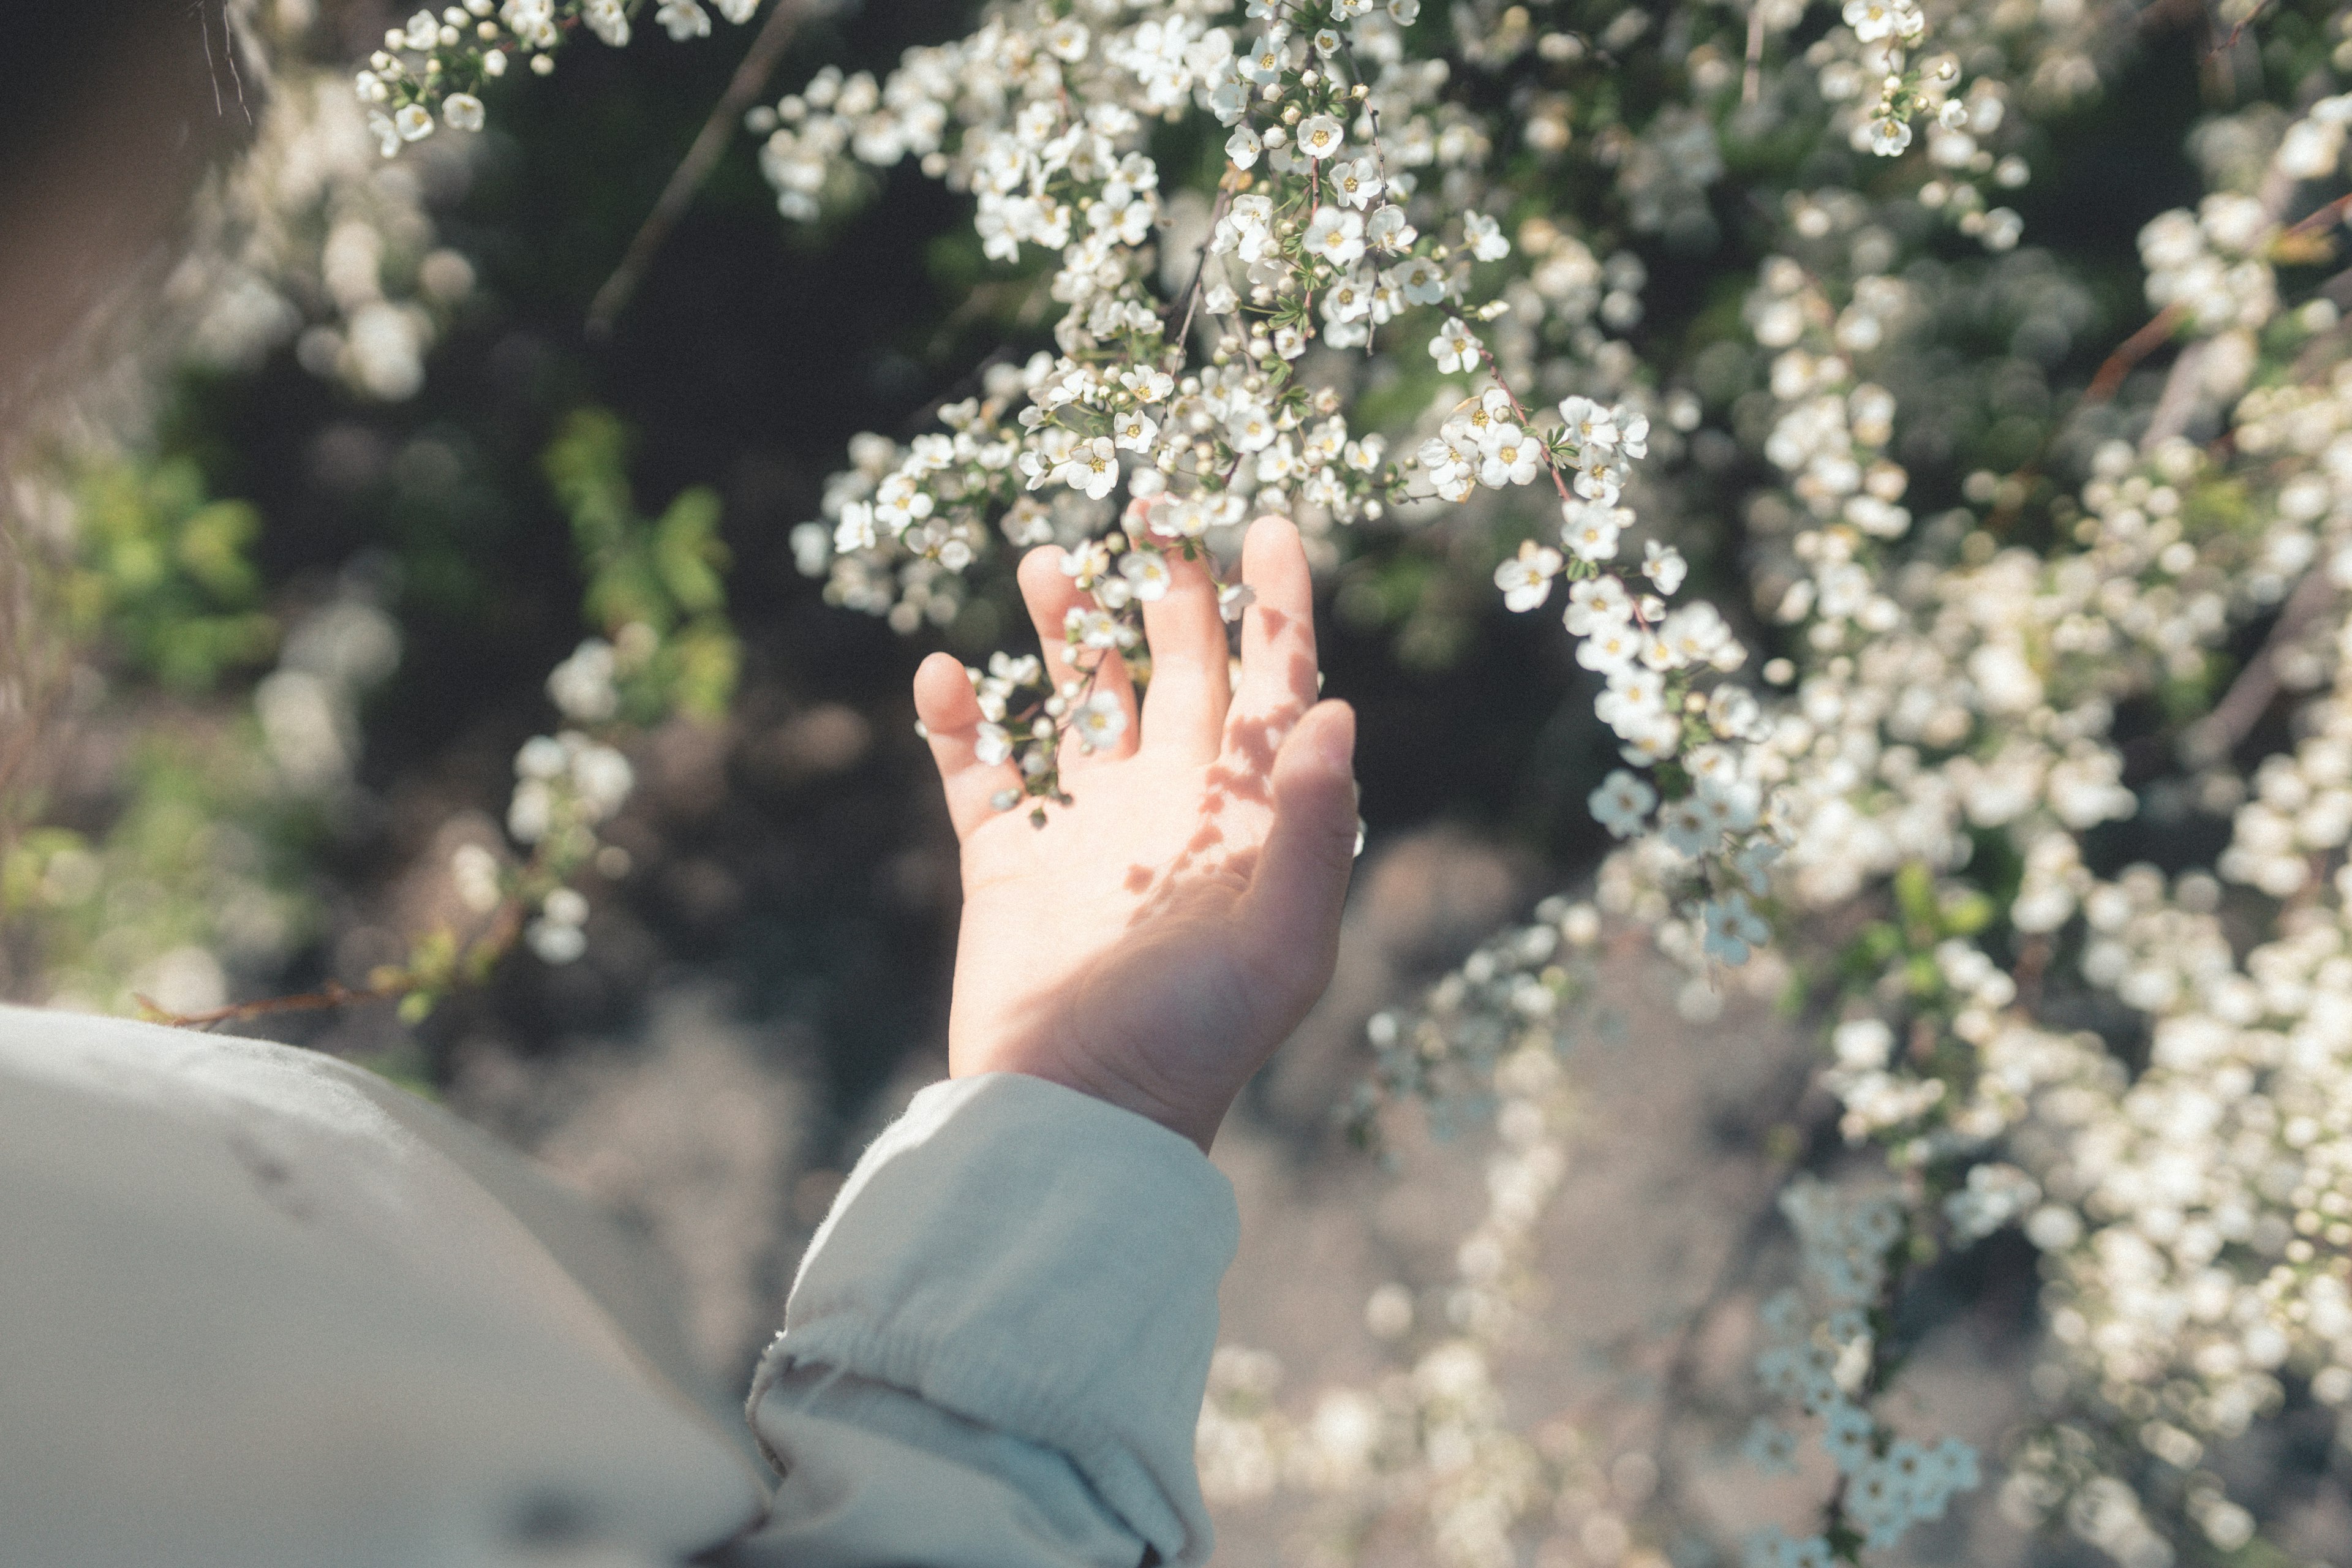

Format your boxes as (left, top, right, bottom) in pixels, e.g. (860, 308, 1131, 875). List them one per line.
(912, 517, 1359, 1153)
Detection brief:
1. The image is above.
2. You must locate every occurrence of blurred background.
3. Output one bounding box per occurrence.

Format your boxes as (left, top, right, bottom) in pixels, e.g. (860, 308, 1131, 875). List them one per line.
(2, 2, 2340, 1564)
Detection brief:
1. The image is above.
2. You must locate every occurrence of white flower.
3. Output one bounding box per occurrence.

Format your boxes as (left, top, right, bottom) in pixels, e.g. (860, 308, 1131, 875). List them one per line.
(1296, 113, 1345, 159)
(1589, 769, 1657, 836)
(1119, 366, 1173, 402)
(548, 638, 620, 721)
(1659, 798, 1714, 856)
(1564, 575, 1632, 635)
(450, 843, 503, 913)
(1120, 550, 1173, 601)
(1461, 210, 1510, 262)
(834, 502, 878, 554)
(1558, 395, 1619, 451)
(1305, 205, 1365, 268)
(1227, 406, 1277, 452)
(1560, 501, 1626, 562)
(1479, 426, 1542, 488)
(1072, 689, 1128, 751)
(1393, 254, 1446, 304)
(542, 887, 589, 927)
(527, 917, 587, 964)
(1367, 205, 1417, 254)
(974, 721, 1012, 765)
(1844, 0, 1900, 40)
(1112, 410, 1158, 452)
(516, 735, 568, 780)
(1494, 543, 1563, 611)
(1053, 435, 1121, 499)
(443, 92, 486, 132)
(656, 0, 711, 39)
(1868, 115, 1913, 157)
(1331, 156, 1382, 209)
(1613, 404, 1651, 458)
(1218, 582, 1255, 622)
(1743, 1420, 1800, 1476)
(1595, 666, 1667, 738)
(1642, 540, 1687, 594)
(1242, 33, 1287, 83)
(570, 741, 635, 818)
(582, 0, 629, 45)
(1703, 890, 1770, 964)
(1430, 317, 1480, 374)
(1576, 619, 1643, 673)
(1322, 270, 1374, 323)
(394, 103, 435, 142)
(1226, 126, 1262, 169)
(1066, 606, 1121, 649)
(1655, 602, 1741, 670)
(500, 0, 558, 50)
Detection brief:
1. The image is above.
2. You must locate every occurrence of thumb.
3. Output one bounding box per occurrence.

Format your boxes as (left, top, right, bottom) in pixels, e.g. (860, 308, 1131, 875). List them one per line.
(1242, 699, 1358, 1005)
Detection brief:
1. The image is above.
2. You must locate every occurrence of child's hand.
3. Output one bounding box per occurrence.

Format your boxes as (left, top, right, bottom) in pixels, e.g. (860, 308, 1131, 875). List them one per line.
(913, 518, 1358, 1152)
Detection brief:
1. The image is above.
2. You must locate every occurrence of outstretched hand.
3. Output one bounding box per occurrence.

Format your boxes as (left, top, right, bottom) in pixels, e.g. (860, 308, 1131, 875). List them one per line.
(912, 517, 1358, 1152)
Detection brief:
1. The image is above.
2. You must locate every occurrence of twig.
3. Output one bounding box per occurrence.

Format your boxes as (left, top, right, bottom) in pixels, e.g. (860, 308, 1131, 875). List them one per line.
(585, 0, 821, 338)
(2177, 564, 2340, 764)
(222, 0, 251, 125)
(2081, 302, 2183, 407)
(137, 978, 406, 1031)
(2280, 189, 2352, 243)
(2207, 0, 2276, 59)
(196, 0, 222, 119)
(1172, 186, 1235, 350)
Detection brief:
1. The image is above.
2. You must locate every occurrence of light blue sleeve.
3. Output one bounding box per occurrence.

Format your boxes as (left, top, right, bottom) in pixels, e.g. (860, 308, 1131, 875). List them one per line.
(723, 1073, 1240, 1568)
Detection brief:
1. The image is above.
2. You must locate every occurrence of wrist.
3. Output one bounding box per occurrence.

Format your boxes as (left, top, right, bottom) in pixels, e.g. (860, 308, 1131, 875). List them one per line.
(955, 1052, 1226, 1154)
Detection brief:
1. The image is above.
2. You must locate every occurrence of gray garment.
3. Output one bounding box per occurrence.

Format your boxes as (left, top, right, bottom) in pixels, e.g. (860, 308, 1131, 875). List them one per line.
(0, 1006, 1237, 1567)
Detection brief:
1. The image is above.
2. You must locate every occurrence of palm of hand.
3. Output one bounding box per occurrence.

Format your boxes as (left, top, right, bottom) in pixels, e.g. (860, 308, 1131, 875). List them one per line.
(913, 519, 1357, 1151)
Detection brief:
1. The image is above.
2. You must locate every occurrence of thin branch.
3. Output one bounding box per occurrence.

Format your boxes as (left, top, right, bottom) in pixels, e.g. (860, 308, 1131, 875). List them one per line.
(1172, 186, 1235, 351)
(585, 0, 823, 339)
(2206, 0, 2276, 59)
(138, 978, 406, 1031)
(2178, 564, 2340, 764)
(196, 0, 222, 118)
(2280, 188, 2352, 243)
(2081, 302, 2183, 407)
(222, 0, 251, 125)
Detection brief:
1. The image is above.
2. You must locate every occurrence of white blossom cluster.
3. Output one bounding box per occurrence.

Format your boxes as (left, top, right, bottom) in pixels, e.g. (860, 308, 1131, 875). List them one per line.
(353, 0, 765, 150)
(290, 0, 2352, 1559)
(183, 8, 484, 402)
(1302, 10, 2352, 1561)
(1202, 982, 1614, 1568)
(765, 1, 1852, 922)
(1742, 1178, 1982, 1561)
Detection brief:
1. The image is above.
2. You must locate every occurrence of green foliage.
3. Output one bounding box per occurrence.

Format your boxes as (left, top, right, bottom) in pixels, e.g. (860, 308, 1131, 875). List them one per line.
(64, 458, 277, 692)
(1, 724, 311, 1013)
(543, 408, 741, 720)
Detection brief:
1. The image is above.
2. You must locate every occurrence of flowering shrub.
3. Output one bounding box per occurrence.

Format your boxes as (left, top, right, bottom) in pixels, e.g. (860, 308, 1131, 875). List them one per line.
(6, 0, 2352, 1563)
